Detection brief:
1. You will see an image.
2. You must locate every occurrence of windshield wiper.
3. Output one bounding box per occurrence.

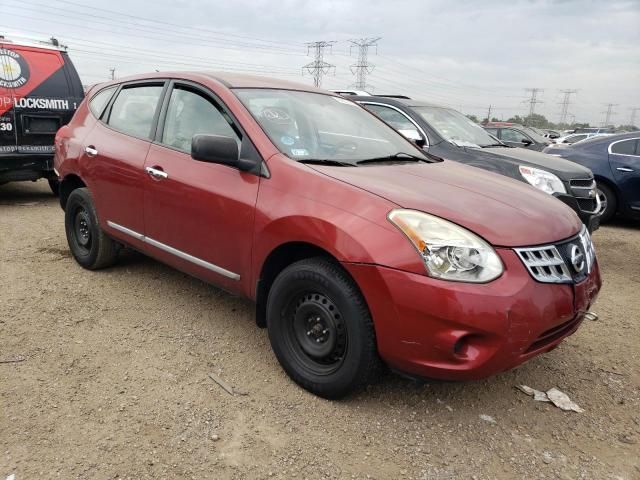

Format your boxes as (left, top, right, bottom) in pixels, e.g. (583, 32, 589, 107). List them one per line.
(356, 152, 427, 165)
(480, 143, 510, 148)
(298, 158, 355, 167)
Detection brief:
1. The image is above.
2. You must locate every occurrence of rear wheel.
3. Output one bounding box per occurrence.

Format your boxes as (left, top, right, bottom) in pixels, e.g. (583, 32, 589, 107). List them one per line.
(596, 183, 617, 224)
(266, 258, 381, 399)
(65, 188, 118, 269)
(48, 178, 60, 196)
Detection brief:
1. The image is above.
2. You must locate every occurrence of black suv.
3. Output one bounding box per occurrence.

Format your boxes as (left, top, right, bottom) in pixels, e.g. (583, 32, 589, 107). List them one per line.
(0, 36, 83, 193)
(347, 95, 599, 230)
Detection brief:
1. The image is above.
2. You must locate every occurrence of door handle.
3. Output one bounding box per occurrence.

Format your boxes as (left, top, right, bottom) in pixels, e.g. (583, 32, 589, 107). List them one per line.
(85, 145, 98, 157)
(145, 166, 168, 180)
(616, 167, 634, 172)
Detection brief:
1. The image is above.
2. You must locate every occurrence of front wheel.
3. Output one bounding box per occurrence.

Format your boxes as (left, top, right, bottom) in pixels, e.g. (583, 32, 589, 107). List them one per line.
(266, 258, 381, 399)
(65, 188, 118, 270)
(596, 183, 617, 224)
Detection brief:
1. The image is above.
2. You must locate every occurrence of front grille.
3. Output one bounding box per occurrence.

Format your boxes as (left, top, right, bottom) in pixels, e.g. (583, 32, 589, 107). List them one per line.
(516, 226, 596, 284)
(570, 178, 594, 188)
(569, 178, 598, 214)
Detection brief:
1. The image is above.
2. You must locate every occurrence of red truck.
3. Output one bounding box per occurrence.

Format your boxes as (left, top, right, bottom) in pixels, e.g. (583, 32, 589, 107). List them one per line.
(54, 72, 601, 398)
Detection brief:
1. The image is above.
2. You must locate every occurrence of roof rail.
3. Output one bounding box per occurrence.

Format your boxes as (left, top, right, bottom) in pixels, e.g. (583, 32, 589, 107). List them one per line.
(0, 34, 67, 51)
(376, 95, 412, 99)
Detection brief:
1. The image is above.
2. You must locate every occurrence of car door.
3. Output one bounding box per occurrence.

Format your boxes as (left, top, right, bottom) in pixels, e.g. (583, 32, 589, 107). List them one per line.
(608, 137, 640, 211)
(84, 81, 166, 244)
(500, 127, 535, 149)
(142, 81, 260, 294)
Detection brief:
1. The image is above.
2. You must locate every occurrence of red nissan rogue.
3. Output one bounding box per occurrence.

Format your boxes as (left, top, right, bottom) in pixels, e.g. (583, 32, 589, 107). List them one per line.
(54, 73, 601, 398)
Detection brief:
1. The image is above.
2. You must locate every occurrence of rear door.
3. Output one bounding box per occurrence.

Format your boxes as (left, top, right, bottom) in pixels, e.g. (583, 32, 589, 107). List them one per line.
(0, 46, 18, 156)
(608, 137, 640, 210)
(83, 81, 166, 243)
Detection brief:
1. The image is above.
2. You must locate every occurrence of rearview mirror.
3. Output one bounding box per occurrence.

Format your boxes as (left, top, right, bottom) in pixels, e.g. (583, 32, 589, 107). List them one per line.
(192, 134, 239, 166)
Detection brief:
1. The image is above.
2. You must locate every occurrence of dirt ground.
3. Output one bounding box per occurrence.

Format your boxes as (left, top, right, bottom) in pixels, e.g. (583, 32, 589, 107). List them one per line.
(1, 180, 639, 480)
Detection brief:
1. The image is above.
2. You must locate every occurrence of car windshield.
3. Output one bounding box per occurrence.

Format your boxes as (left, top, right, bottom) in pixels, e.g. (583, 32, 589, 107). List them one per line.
(234, 89, 427, 164)
(412, 105, 498, 148)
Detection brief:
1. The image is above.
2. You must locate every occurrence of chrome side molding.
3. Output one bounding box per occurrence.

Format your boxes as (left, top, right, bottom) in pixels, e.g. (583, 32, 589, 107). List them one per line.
(106, 221, 240, 281)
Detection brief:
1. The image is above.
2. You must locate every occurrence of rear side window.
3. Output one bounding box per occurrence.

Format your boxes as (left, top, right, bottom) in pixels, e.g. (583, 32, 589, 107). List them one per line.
(161, 87, 239, 153)
(610, 139, 637, 155)
(107, 85, 163, 139)
(89, 87, 116, 118)
(501, 128, 529, 143)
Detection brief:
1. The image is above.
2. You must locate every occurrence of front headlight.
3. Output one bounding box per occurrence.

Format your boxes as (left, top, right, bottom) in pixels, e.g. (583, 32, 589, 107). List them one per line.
(388, 209, 504, 283)
(519, 166, 567, 194)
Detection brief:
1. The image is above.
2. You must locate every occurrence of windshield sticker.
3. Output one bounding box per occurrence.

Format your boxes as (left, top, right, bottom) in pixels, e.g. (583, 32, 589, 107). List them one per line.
(291, 148, 309, 156)
(281, 136, 295, 146)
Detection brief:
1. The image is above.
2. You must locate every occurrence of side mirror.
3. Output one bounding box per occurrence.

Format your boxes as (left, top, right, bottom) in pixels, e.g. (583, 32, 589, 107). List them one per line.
(521, 138, 533, 146)
(192, 134, 239, 167)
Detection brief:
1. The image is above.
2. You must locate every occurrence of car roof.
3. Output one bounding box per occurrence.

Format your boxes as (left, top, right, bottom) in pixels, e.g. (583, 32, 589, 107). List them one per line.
(91, 71, 331, 94)
(579, 131, 640, 144)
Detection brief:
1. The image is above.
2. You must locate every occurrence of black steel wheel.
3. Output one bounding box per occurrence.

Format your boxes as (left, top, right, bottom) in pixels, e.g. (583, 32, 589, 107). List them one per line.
(266, 257, 381, 399)
(65, 188, 118, 270)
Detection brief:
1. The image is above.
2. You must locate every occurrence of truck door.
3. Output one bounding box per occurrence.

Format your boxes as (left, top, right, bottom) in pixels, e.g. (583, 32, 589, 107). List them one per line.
(4, 45, 72, 156)
(0, 46, 18, 156)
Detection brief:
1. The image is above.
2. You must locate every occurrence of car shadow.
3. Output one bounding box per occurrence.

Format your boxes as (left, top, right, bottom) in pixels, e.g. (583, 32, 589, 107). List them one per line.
(0, 179, 56, 206)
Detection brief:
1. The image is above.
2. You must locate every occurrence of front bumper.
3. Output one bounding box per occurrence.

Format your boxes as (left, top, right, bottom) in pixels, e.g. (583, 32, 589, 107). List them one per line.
(555, 193, 599, 232)
(344, 249, 601, 381)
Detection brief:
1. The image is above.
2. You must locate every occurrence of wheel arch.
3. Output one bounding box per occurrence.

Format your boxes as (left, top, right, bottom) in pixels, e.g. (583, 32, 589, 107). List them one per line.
(255, 242, 341, 327)
(593, 174, 621, 213)
(59, 174, 87, 210)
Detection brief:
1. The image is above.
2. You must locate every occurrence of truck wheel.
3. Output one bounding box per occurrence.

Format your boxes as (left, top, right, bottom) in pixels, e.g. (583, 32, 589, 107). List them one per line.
(64, 188, 118, 270)
(596, 183, 616, 224)
(48, 178, 60, 196)
(266, 257, 381, 399)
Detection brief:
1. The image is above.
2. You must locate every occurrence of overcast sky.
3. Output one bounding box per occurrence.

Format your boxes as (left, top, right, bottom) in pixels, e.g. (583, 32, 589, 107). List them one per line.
(3, 0, 639, 125)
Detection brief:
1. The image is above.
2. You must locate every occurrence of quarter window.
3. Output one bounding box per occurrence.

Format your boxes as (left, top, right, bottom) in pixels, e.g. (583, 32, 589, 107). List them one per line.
(107, 85, 163, 139)
(89, 86, 116, 118)
(161, 87, 239, 153)
(610, 139, 637, 156)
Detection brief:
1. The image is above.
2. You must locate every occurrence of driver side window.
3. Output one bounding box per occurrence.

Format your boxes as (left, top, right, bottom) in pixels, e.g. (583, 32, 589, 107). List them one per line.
(364, 104, 422, 140)
(501, 128, 529, 143)
(161, 86, 239, 154)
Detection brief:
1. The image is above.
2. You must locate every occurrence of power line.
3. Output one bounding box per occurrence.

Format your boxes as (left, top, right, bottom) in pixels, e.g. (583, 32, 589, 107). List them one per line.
(525, 88, 544, 117)
(602, 103, 618, 126)
(558, 89, 577, 124)
(349, 37, 381, 91)
(302, 41, 336, 88)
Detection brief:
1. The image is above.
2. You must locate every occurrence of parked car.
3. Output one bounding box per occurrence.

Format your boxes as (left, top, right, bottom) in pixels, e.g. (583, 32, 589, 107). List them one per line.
(544, 132, 640, 223)
(347, 95, 599, 230)
(543, 129, 562, 139)
(553, 132, 606, 145)
(54, 73, 601, 398)
(0, 36, 83, 194)
(484, 123, 552, 151)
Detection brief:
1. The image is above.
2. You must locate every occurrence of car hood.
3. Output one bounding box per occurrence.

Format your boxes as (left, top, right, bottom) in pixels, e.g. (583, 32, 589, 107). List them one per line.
(476, 146, 593, 179)
(311, 160, 581, 247)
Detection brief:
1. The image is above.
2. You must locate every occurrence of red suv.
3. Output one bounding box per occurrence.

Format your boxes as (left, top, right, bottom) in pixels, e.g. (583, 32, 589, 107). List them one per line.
(54, 73, 601, 398)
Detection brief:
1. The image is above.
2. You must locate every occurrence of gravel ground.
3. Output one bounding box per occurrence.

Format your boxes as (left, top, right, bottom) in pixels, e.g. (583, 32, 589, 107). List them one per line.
(1, 180, 639, 480)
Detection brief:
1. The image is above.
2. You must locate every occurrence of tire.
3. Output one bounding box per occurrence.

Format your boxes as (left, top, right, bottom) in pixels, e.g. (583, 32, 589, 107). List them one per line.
(48, 178, 60, 196)
(64, 188, 118, 270)
(596, 183, 617, 224)
(266, 257, 381, 399)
